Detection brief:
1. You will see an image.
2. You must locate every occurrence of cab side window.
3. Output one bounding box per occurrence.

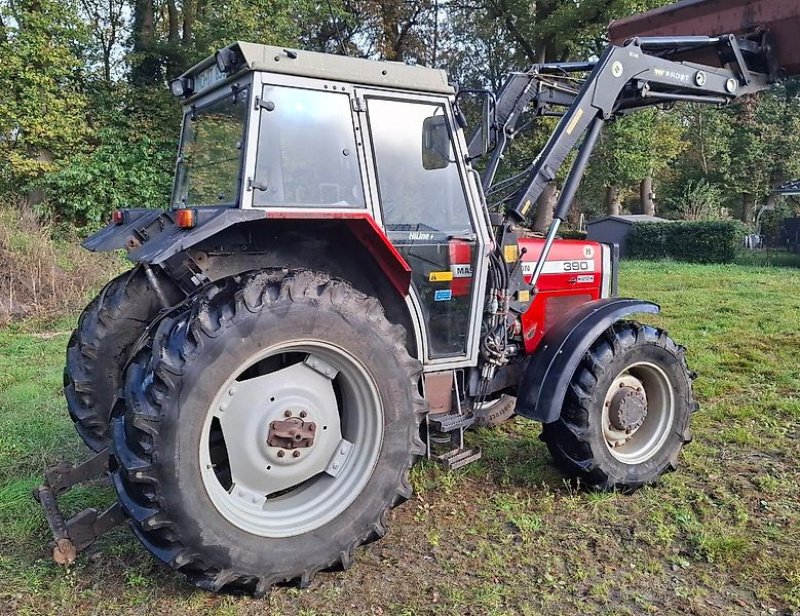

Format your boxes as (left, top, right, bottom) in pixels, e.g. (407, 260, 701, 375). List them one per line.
(254, 85, 365, 207)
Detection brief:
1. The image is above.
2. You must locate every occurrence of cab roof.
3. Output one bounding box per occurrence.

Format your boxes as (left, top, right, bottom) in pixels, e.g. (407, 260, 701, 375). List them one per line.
(181, 42, 455, 99)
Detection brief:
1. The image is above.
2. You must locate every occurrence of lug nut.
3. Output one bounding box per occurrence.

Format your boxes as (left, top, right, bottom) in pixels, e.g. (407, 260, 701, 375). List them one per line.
(300, 410, 307, 418)
(277, 450, 285, 458)
(284, 410, 292, 417)
(292, 451, 301, 458)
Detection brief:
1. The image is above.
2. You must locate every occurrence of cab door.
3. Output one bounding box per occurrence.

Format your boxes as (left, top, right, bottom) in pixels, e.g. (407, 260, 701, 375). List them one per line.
(357, 91, 487, 364)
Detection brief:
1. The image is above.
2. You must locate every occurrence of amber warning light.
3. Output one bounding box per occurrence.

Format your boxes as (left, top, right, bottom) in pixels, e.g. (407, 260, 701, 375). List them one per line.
(112, 210, 125, 225)
(175, 208, 197, 229)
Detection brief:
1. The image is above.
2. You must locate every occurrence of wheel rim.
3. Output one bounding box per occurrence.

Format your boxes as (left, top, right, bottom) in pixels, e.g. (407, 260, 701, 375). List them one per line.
(601, 361, 674, 464)
(199, 340, 383, 538)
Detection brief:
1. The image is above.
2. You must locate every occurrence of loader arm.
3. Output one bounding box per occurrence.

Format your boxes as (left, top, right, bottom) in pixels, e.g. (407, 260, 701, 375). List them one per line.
(501, 33, 777, 224)
(468, 29, 788, 398)
(474, 32, 783, 304)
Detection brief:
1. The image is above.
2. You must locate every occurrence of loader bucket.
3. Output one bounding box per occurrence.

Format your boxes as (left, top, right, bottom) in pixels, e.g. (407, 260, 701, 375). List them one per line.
(609, 0, 800, 76)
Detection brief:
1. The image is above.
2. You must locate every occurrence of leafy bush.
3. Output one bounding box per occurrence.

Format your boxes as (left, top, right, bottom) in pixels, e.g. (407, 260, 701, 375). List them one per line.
(627, 220, 747, 264)
(34, 127, 175, 229)
(671, 179, 726, 221)
(626, 223, 672, 260)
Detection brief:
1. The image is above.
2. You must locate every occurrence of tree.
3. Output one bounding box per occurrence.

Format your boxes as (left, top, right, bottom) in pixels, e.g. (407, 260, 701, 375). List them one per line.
(0, 0, 90, 203)
(586, 108, 685, 216)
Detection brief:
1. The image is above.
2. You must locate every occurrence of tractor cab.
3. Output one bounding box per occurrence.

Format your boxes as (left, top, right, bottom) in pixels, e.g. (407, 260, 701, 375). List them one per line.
(166, 43, 493, 365)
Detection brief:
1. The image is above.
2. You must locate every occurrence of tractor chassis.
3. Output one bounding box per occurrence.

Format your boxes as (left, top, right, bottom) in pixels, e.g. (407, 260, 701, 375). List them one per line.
(33, 449, 125, 566)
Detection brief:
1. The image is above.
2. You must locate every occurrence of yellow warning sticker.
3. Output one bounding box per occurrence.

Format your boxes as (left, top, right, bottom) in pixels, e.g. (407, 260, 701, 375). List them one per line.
(503, 244, 518, 263)
(516, 290, 530, 302)
(521, 200, 532, 216)
(566, 107, 584, 135)
(429, 271, 453, 282)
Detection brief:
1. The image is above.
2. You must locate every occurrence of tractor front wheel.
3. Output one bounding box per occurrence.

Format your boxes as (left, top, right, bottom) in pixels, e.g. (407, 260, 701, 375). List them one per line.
(111, 270, 426, 594)
(541, 321, 695, 491)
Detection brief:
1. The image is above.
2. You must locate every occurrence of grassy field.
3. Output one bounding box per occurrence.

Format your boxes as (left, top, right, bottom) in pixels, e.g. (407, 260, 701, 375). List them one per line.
(1, 260, 799, 615)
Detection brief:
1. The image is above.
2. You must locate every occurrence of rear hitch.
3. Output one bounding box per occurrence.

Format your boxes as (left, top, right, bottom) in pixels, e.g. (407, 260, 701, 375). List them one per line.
(33, 449, 126, 566)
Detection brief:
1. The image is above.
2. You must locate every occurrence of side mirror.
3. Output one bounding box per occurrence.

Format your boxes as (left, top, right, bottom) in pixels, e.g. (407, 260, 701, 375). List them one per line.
(421, 115, 451, 170)
(456, 89, 495, 160)
(478, 93, 492, 155)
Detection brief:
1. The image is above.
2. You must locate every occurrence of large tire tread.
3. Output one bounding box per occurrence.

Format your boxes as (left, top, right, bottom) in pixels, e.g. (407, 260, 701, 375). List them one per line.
(541, 320, 697, 492)
(111, 269, 426, 596)
(64, 267, 169, 451)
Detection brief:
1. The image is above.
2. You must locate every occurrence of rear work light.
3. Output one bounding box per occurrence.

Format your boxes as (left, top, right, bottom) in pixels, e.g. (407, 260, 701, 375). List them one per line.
(112, 210, 125, 225)
(170, 76, 194, 98)
(175, 208, 196, 229)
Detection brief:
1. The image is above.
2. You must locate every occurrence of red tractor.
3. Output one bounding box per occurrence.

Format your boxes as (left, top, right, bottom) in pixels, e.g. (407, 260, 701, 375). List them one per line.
(37, 0, 798, 595)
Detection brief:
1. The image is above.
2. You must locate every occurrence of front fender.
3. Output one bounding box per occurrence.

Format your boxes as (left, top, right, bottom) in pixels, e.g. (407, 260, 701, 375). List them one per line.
(515, 298, 659, 424)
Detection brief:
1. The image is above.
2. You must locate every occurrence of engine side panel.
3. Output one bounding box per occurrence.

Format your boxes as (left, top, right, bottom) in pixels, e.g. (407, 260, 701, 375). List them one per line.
(517, 238, 606, 354)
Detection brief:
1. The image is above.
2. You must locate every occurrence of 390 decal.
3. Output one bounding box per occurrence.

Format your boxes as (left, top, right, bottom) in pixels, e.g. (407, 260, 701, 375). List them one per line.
(563, 260, 591, 272)
(521, 259, 595, 275)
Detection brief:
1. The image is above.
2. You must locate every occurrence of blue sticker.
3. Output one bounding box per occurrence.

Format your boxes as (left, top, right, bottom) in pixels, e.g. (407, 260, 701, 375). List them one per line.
(434, 289, 452, 302)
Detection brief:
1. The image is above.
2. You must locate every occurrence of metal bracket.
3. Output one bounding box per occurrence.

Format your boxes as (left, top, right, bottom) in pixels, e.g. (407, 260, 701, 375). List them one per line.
(33, 449, 126, 566)
(304, 355, 339, 380)
(351, 97, 366, 113)
(324, 439, 354, 478)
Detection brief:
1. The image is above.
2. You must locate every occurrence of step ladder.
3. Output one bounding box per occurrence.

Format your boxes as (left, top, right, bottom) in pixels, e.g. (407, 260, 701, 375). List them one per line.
(425, 371, 482, 470)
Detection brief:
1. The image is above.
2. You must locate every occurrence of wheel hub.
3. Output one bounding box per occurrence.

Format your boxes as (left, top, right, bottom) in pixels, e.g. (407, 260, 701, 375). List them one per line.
(199, 340, 385, 538)
(608, 386, 647, 432)
(212, 357, 345, 500)
(267, 415, 317, 449)
(601, 363, 675, 465)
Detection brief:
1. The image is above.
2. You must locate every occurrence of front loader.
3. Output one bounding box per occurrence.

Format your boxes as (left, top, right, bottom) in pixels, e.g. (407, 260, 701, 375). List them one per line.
(36, 0, 799, 595)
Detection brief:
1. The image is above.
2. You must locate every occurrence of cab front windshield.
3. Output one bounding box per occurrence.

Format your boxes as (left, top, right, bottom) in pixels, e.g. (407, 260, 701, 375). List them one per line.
(172, 87, 249, 207)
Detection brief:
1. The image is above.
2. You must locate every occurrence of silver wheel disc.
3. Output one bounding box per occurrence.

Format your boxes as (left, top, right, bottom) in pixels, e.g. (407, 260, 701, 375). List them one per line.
(199, 341, 383, 537)
(601, 361, 675, 464)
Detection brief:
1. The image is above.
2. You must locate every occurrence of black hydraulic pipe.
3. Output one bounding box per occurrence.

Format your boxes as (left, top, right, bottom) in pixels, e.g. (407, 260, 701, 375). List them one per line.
(537, 61, 598, 73)
(634, 35, 721, 49)
(642, 91, 730, 105)
(526, 116, 603, 292)
(553, 115, 604, 221)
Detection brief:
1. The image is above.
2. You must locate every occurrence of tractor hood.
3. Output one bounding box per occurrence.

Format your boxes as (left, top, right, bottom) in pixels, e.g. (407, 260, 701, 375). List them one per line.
(609, 0, 800, 76)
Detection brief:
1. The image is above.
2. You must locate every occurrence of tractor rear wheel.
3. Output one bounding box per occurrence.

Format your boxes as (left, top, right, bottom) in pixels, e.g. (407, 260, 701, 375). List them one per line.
(64, 266, 175, 452)
(541, 321, 695, 491)
(111, 270, 426, 594)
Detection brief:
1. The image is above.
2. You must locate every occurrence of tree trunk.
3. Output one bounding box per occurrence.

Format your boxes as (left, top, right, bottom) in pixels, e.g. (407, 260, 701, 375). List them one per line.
(183, 0, 195, 44)
(640, 176, 655, 216)
(131, 0, 158, 86)
(606, 185, 621, 216)
(766, 170, 785, 208)
(741, 193, 756, 224)
(531, 183, 557, 233)
(167, 0, 179, 43)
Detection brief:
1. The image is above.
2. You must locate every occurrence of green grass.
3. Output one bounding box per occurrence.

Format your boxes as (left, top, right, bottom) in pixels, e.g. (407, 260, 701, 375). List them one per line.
(1, 261, 799, 614)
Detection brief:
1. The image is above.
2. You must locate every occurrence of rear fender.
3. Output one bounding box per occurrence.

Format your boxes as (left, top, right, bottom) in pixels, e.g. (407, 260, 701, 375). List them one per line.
(515, 298, 660, 424)
(84, 210, 418, 356)
(83, 209, 411, 296)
